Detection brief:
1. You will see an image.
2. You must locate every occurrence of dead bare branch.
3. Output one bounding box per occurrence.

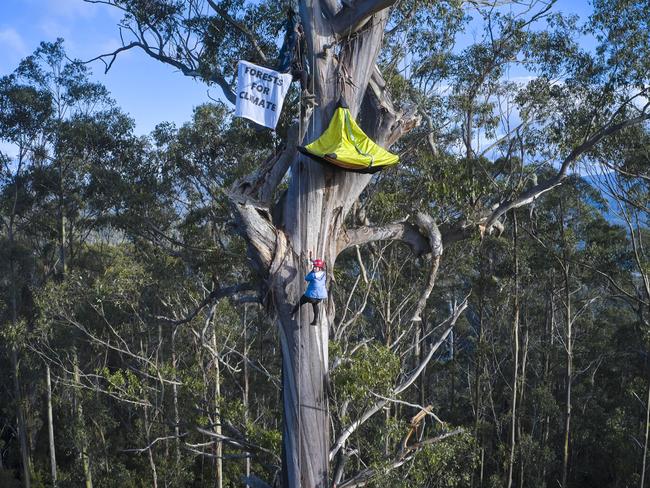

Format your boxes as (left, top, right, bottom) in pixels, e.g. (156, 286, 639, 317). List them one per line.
(231, 123, 299, 205)
(155, 283, 255, 325)
(329, 297, 468, 461)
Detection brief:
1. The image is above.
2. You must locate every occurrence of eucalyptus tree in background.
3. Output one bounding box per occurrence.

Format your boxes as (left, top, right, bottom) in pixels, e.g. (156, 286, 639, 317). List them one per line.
(589, 128, 650, 487)
(13, 39, 114, 279)
(0, 71, 52, 488)
(89, 0, 650, 486)
(1, 40, 142, 488)
(22, 40, 113, 488)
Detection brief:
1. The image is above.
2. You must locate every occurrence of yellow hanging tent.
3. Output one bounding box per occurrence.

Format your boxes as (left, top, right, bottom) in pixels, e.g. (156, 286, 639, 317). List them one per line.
(298, 106, 399, 173)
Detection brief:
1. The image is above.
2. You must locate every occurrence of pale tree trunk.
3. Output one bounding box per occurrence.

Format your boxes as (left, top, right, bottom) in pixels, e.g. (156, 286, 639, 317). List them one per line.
(561, 262, 572, 488)
(641, 382, 650, 488)
(211, 314, 223, 488)
(473, 249, 487, 488)
(9, 277, 31, 488)
(58, 161, 66, 276)
(506, 212, 519, 488)
(243, 306, 251, 487)
(560, 203, 572, 488)
(11, 345, 31, 488)
(46, 364, 58, 486)
(517, 321, 529, 488)
(229, 3, 423, 486)
(148, 332, 161, 488)
(144, 405, 159, 488)
(7, 151, 32, 488)
(73, 351, 93, 488)
(171, 326, 182, 467)
(541, 283, 555, 484)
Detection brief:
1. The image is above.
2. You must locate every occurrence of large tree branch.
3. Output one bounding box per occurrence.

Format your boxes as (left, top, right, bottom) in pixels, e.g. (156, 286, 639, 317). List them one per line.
(410, 213, 442, 322)
(484, 112, 650, 230)
(337, 212, 440, 258)
(439, 221, 476, 247)
(231, 123, 298, 205)
(332, 0, 541, 39)
(85, 40, 236, 104)
(362, 66, 421, 146)
(337, 220, 430, 256)
(331, 0, 397, 37)
(228, 193, 279, 271)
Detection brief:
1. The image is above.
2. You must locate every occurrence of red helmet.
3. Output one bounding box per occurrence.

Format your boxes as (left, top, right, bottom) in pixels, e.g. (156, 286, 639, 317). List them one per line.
(313, 259, 325, 268)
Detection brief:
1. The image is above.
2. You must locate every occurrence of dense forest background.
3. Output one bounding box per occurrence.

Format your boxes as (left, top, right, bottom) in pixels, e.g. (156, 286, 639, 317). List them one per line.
(1, 0, 649, 487)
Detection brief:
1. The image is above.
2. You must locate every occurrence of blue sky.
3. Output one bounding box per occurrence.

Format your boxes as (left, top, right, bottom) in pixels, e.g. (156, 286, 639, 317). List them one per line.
(1, 0, 595, 137)
(0, 0, 211, 135)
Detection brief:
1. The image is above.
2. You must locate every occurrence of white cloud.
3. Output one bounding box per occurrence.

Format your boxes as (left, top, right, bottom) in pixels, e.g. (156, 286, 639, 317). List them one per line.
(40, 0, 122, 20)
(0, 28, 28, 56)
(38, 19, 71, 40)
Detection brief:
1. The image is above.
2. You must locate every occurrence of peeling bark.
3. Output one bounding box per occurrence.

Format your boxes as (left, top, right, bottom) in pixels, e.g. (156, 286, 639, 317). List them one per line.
(227, 3, 421, 486)
(410, 213, 443, 322)
(46, 364, 57, 487)
(338, 220, 431, 256)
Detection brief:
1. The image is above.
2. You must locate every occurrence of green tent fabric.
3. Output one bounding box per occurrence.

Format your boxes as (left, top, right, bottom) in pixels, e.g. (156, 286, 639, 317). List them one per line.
(298, 106, 399, 173)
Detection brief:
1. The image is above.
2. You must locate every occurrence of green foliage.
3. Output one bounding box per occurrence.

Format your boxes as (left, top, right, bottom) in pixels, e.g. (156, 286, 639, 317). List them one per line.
(331, 342, 401, 405)
(1, 3, 650, 488)
(370, 432, 477, 488)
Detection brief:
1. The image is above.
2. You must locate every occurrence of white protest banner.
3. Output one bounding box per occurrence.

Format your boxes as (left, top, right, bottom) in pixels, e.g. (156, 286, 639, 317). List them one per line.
(235, 60, 293, 130)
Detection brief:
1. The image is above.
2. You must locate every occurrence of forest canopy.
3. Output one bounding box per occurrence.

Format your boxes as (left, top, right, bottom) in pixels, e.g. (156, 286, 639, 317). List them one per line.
(1, 1, 649, 487)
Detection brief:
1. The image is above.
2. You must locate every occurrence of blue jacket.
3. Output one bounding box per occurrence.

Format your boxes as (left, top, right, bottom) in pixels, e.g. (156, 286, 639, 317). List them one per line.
(304, 270, 327, 299)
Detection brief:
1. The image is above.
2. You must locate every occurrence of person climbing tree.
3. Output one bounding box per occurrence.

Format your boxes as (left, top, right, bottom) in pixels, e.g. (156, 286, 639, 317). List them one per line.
(276, 8, 316, 106)
(291, 255, 327, 325)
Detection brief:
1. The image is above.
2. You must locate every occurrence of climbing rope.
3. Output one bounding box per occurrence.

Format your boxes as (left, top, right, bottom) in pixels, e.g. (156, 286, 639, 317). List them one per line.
(296, 6, 303, 487)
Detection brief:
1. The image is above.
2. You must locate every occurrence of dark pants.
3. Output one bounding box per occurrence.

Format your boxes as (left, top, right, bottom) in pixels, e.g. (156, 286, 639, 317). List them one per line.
(291, 295, 322, 324)
(291, 68, 309, 91)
